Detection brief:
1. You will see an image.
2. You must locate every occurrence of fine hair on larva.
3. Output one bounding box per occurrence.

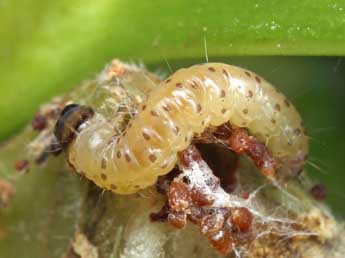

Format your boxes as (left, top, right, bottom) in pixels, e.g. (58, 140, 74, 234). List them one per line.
(58, 63, 308, 194)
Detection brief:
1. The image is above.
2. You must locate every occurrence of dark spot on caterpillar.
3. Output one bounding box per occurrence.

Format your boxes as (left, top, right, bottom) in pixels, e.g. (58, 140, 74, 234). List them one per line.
(185, 137, 189, 142)
(222, 69, 229, 79)
(15, 159, 29, 172)
(165, 78, 171, 83)
(274, 103, 281, 111)
(163, 104, 171, 112)
(245, 71, 251, 77)
(101, 173, 107, 180)
(255, 76, 261, 83)
(247, 90, 253, 98)
(32, 113, 47, 131)
(191, 81, 198, 89)
(101, 158, 107, 169)
(221, 108, 227, 114)
(142, 131, 151, 140)
(116, 151, 122, 158)
(54, 104, 94, 147)
(108, 138, 115, 146)
(149, 154, 157, 162)
(142, 105, 147, 111)
(294, 128, 301, 136)
(201, 120, 206, 126)
(242, 109, 248, 114)
(271, 118, 276, 124)
(220, 90, 226, 98)
(284, 99, 290, 107)
(174, 126, 180, 135)
(110, 184, 117, 190)
(125, 153, 131, 162)
(151, 110, 158, 116)
(208, 67, 216, 72)
(161, 162, 168, 169)
(176, 82, 183, 88)
(196, 104, 202, 113)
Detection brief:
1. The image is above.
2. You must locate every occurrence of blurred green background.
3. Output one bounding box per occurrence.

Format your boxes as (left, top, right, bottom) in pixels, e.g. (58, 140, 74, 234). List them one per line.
(0, 0, 344, 217)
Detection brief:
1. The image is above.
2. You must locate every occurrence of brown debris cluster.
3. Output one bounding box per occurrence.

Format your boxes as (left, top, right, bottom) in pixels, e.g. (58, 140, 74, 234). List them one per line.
(195, 125, 276, 177)
(310, 184, 327, 201)
(31, 99, 66, 132)
(14, 159, 29, 172)
(151, 124, 280, 256)
(228, 128, 276, 177)
(152, 145, 254, 256)
(23, 98, 67, 167)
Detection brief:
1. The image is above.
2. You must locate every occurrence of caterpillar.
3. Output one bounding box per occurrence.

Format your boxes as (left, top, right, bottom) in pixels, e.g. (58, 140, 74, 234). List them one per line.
(55, 63, 308, 194)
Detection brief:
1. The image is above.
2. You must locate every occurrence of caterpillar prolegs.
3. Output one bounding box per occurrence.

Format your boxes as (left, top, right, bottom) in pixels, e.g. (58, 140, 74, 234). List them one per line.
(55, 63, 308, 194)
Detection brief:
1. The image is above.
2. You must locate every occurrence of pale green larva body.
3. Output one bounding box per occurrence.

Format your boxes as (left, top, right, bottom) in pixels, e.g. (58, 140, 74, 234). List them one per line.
(67, 63, 308, 194)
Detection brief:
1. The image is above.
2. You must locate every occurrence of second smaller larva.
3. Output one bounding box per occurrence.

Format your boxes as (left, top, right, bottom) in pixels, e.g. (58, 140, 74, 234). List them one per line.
(56, 63, 308, 194)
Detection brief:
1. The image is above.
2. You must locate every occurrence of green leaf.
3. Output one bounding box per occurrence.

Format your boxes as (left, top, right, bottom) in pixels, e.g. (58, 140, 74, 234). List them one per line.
(1, 0, 345, 139)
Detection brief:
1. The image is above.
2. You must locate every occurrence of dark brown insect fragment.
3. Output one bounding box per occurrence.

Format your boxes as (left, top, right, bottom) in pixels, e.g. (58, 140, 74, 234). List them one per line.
(32, 113, 48, 131)
(14, 159, 29, 172)
(310, 184, 327, 201)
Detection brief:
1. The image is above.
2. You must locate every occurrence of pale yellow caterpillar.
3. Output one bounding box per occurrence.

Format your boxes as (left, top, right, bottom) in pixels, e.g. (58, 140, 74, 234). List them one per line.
(55, 63, 308, 194)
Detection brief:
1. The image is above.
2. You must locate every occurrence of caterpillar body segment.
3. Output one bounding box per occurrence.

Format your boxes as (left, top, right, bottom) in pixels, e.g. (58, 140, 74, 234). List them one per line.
(61, 63, 308, 194)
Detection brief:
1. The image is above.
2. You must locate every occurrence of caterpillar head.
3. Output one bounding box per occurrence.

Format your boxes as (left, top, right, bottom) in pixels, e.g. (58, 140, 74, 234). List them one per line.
(54, 104, 94, 147)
